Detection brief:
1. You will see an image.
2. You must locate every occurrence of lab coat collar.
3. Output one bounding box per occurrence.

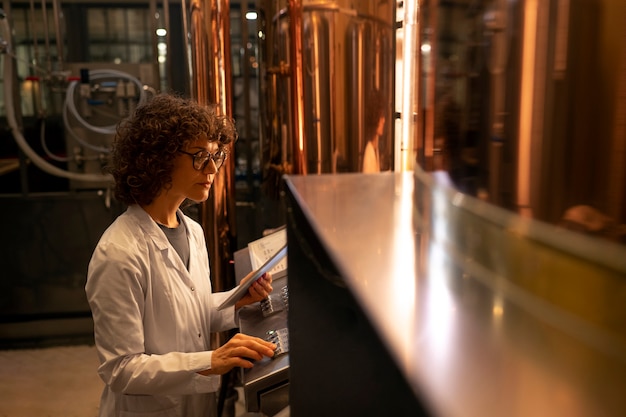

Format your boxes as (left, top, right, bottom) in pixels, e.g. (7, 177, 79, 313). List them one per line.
(125, 204, 173, 251)
(124, 205, 194, 276)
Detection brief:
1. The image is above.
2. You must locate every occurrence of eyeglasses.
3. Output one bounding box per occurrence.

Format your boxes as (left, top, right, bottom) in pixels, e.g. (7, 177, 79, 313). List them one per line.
(178, 148, 228, 171)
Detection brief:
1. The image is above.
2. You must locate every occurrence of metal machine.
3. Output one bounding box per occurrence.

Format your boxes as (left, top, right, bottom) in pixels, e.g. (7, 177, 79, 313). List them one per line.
(0, 5, 158, 345)
(233, 245, 290, 416)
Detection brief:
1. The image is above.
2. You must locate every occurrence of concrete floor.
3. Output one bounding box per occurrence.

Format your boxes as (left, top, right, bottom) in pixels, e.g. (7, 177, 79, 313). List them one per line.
(0, 344, 102, 417)
(0, 344, 261, 417)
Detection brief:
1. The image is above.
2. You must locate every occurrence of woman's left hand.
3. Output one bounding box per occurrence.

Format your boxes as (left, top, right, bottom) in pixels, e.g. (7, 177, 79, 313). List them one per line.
(235, 272, 273, 310)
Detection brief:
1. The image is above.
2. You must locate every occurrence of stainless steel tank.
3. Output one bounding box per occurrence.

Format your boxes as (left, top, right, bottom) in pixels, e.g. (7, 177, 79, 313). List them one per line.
(259, 0, 396, 189)
(416, 0, 626, 242)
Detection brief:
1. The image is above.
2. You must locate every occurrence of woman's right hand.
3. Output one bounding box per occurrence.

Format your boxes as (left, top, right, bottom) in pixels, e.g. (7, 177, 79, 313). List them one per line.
(198, 333, 276, 376)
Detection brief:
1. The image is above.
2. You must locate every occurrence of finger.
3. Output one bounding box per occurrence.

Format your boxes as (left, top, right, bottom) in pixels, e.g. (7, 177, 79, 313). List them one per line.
(229, 334, 277, 356)
(256, 277, 273, 291)
(255, 279, 273, 294)
(248, 338, 277, 356)
(234, 346, 265, 361)
(247, 283, 262, 299)
(233, 344, 275, 362)
(246, 339, 277, 357)
(262, 282, 273, 294)
(249, 281, 269, 298)
(250, 281, 262, 292)
(226, 356, 255, 369)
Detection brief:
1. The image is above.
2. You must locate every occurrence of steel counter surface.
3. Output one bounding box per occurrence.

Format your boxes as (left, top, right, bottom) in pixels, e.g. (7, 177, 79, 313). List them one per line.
(283, 171, 626, 417)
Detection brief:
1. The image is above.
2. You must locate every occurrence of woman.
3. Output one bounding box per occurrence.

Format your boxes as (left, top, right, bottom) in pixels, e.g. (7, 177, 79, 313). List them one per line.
(85, 94, 276, 417)
(362, 90, 386, 173)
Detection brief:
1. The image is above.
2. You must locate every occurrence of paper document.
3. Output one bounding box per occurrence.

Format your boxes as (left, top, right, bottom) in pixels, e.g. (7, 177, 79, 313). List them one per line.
(248, 226, 287, 274)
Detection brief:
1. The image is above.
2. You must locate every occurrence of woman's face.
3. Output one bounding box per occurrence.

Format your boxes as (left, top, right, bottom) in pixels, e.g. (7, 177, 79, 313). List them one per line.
(169, 137, 221, 203)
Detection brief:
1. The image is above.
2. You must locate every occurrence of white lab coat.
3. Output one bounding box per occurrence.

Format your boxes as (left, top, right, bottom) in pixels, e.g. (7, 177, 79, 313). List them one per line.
(362, 140, 380, 173)
(86, 204, 239, 417)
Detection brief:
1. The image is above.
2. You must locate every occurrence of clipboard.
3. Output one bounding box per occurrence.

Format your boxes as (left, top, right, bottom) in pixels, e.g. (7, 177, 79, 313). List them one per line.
(217, 243, 287, 311)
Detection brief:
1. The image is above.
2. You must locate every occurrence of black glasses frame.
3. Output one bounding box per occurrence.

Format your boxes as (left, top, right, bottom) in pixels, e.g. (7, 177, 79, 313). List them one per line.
(179, 148, 228, 171)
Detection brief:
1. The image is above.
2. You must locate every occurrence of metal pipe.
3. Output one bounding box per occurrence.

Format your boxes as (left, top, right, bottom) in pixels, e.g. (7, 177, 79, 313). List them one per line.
(180, 0, 192, 91)
(327, 8, 337, 174)
(28, 0, 44, 116)
(607, 5, 626, 220)
(288, 0, 307, 174)
(401, 0, 420, 171)
(486, 0, 509, 205)
(188, 0, 206, 101)
(516, 0, 538, 217)
(51, 0, 63, 69)
(163, 0, 172, 90)
(149, 0, 160, 90)
(214, 0, 236, 244)
(241, 1, 253, 184)
(28, 0, 39, 75)
(308, 13, 323, 174)
(187, 0, 236, 351)
(40, 0, 52, 75)
(124, 9, 130, 63)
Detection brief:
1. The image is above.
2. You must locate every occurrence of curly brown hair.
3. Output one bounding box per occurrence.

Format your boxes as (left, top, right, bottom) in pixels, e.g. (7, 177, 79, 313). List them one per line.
(107, 94, 237, 206)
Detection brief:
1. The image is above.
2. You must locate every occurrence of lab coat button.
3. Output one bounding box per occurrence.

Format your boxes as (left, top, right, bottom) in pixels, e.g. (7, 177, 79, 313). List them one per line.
(198, 332, 201, 338)
(191, 287, 195, 291)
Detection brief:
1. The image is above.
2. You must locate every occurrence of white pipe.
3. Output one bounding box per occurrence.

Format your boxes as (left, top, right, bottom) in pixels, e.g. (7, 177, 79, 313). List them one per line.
(64, 69, 147, 136)
(40, 118, 70, 162)
(1, 16, 111, 183)
(61, 102, 111, 153)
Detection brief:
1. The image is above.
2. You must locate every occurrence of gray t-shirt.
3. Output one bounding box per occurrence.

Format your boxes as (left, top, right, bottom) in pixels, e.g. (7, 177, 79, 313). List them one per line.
(158, 216, 190, 269)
